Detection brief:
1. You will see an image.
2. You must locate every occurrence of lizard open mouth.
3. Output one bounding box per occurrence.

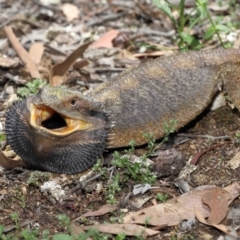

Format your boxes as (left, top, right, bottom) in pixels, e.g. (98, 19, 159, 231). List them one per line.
(29, 103, 92, 136)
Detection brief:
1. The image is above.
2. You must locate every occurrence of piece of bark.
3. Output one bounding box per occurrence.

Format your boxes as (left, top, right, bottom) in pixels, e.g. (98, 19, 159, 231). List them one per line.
(152, 148, 185, 177)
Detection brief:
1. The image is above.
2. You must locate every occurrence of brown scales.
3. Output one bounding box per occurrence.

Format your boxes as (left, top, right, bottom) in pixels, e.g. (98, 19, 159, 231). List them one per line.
(5, 48, 240, 174)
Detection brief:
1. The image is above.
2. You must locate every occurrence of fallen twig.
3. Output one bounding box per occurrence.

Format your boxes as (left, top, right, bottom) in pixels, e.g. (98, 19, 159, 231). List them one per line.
(69, 166, 115, 194)
(177, 133, 231, 140)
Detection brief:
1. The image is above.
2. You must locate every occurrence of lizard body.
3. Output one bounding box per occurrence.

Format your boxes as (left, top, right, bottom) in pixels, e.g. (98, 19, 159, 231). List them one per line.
(5, 48, 240, 174)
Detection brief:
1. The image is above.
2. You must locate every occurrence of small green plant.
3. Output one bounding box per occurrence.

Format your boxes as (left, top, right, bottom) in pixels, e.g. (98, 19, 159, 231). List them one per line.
(57, 214, 71, 233)
(150, 119, 177, 152)
(21, 228, 39, 240)
(104, 140, 157, 204)
(27, 171, 51, 187)
(0, 133, 6, 142)
(10, 212, 20, 231)
(144, 217, 151, 227)
(143, 133, 156, 156)
(112, 151, 156, 184)
(17, 79, 46, 98)
(163, 119, 177, 142)
(106, 173, 121, 204)
(236, 130, 240, 140)
(163, 119, 177, 135)
(92, 159, 107, 177)
(156, 193, 168, 202)
(0, 225, 3, 235)
(115, 233, 126, 240)
(41, 230, 50, 240)
(153, 0, 232, 50)
(74, 228, 110, 240)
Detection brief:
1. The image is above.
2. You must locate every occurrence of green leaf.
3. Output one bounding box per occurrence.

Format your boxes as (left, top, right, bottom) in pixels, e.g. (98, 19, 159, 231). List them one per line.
(153, 0, 177, 26)
(153, 0, 172, 17)
(215, 24, 231, 32)
(196, 0, 208, 19)
(52, 234, 73, 240)
(204, 26, 216, 40)
(116, 233, 126, 240)
(0, 133, 6, 142)
(179, 32, 194, 45)
(0, 225, 4, 235)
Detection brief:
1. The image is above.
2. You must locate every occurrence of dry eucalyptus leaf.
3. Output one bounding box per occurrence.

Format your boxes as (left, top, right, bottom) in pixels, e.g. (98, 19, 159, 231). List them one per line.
(202, 187, 231, 224)
(60, 3, 79, 22)
(195, 209, 229, 235)
(49, 41, 92, 86)
(90, 29, 119, 49)
(4, 26, 41, 79)
(82, 224, 159, 237)
(124, 183, 240, 227)
(29, 42, 44, 65)
(73, 204, 118, 221)
(0, 150, 26, 169)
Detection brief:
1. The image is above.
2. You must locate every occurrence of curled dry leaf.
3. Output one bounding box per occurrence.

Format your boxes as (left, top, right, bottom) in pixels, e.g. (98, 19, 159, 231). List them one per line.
(28, 42, 44, 65)
(202, 187, 231, 224)
(195, 209, 230, 235)
(0, 150, 26, 169)
(90, 29, 120, 49)
(123, 183, 240, 227)
(4, 26, 41, 79)
(73, 204, 118, 221)
(81, 224, 159, 237)
(49, 41, 92, 86)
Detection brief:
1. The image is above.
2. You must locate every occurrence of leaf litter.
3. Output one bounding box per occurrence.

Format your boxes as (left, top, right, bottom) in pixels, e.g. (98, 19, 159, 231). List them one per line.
(1, 0, 240, 239)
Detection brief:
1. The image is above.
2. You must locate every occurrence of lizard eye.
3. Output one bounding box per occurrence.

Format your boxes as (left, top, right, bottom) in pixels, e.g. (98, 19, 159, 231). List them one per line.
(70, 98, 78, 107)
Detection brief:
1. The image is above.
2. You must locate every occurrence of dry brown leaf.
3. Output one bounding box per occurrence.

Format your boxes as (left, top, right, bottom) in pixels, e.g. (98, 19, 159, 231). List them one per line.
(28, 42, 44, 65)
(70, 222, 85, 236)
(81, 224, 158, 237)
(0, 55, 19, 68)
(73, 204, 118, 221)
(228, 151, 240, 170)
(124, 183, 240, 227)
(4, 26, 41, 79)
(90, 29, 119, 49)
(60, 3, 80, 22)
(195, 209, 230, 235)
(202, 187, 231, 224)
(0, 150, 26, 169)
(72, 59, 89, 70)
(118, 49, 139, 61)
(224, 182, 240, 201)
(49, 41, 92, 86)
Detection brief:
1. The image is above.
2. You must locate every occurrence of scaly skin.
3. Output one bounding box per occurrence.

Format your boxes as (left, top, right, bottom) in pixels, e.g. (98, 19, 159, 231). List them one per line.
(5, 48, 240, 174)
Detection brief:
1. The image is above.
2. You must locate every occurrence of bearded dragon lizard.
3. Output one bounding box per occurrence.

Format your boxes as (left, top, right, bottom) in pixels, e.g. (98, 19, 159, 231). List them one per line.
(5, 48, 240, 174)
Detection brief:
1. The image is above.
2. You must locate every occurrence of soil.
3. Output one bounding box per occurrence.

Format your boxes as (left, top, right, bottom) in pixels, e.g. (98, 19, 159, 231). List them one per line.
(0, 0, 240, 239)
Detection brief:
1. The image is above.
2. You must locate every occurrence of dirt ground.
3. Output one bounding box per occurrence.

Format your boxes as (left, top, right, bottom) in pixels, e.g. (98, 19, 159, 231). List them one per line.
(0, 0, 240, 239)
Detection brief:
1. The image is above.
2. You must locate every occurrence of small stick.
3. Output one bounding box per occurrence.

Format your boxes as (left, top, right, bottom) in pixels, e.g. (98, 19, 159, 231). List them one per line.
(69, 166, 115, 194)
(177, 133, 231, 140)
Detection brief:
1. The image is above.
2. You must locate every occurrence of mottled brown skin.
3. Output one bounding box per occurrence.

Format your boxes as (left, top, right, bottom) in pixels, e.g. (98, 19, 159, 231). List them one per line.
(5, 48, 240, 174)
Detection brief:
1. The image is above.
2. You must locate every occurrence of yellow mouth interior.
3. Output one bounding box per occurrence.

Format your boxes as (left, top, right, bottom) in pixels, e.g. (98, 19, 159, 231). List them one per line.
(30, 103, 92, 136)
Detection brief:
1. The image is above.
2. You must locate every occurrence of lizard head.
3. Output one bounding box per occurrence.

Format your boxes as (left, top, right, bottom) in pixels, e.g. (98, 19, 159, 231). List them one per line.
(5, 85, 108, 174)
